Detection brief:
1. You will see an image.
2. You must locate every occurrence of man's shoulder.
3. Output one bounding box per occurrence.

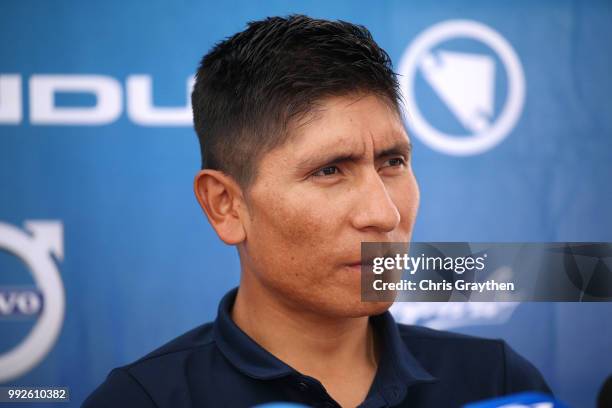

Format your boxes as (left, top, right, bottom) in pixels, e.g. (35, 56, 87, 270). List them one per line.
(127, 321, 216, 369)
(397, 322, 504, 348)
(83, 322, 216, 408)
(396, 323, 507, 366)
(396, 323, 551, 394)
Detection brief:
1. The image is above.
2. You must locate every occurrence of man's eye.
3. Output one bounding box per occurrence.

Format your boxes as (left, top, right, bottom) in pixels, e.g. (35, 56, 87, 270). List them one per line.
(312, 166, 339, 177)
(384, 157, 406, 167)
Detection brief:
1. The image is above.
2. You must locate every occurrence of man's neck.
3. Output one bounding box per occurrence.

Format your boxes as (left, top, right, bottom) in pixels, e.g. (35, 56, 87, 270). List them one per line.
(231, 279, 379, 406)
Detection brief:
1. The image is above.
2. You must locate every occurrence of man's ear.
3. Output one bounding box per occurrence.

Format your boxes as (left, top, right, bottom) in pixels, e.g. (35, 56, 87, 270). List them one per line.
(194, 169, 247, 245)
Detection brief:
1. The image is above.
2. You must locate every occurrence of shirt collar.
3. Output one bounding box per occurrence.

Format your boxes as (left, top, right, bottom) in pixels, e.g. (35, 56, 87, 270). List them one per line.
(366, 309, 438, 405)
(213, 287, 437, 399)
(213, 287, 294, 380)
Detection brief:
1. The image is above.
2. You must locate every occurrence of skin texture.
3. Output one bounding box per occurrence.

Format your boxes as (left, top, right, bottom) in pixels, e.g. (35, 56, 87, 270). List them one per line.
(194, 93, 420, 407)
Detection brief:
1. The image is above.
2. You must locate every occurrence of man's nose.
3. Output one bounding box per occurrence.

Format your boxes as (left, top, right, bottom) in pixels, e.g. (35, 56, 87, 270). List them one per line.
(350, 171, 400, 233)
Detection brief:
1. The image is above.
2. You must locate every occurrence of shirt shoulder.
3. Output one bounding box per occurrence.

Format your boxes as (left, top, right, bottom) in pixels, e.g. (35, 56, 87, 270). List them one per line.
(130, 321, 216, 364)
(396, 323, 552, 395)
(83, 322, 216, 408)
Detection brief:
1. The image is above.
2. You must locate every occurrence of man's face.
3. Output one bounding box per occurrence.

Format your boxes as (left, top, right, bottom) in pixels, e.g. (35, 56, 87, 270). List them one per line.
(239, 94, 419, 318)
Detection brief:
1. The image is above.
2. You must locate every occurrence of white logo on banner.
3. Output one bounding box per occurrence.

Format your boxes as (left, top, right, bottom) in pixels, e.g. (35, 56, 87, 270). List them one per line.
(0, 221, 65, 382)
(398, 20, 526, 155)
(0, 75, 194, 126)
(390, 302, 519, 330)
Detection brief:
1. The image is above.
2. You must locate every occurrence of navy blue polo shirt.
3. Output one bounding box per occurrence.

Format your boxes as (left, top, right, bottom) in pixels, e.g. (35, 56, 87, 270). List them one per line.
(83, 288, 551, 407)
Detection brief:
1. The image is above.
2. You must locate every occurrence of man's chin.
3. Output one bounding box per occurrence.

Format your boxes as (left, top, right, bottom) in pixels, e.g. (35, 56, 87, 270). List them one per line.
(321, 299, 394, 319)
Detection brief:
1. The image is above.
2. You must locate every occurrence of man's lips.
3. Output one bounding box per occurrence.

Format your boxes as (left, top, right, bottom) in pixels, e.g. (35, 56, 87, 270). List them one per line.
(347, 252, 391, 267)
(346, 257, 376, 267)
(345, 249, 399, 270)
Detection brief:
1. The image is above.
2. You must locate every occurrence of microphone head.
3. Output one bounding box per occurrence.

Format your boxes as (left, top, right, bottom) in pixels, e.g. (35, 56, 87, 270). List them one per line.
(463, 392, 568, 408)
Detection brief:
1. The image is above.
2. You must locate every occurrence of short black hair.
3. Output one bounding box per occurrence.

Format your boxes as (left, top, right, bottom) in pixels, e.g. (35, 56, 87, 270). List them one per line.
(191, 14, 402, 189)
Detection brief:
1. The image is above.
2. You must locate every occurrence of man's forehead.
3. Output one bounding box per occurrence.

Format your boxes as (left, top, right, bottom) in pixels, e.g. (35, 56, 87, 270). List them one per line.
(284, 96, 409, 155)
(287, 123, 411, 167)
(303, 129, 409, 153)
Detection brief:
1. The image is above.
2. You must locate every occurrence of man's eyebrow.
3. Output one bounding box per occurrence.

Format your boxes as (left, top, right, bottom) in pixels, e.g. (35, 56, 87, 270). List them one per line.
(376, 140, 412, 159)
(295, 151, 361, 171)
(295, 140, 412, 170)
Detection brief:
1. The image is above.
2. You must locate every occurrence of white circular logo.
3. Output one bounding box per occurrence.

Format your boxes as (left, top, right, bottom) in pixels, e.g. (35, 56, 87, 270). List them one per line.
(0, 221, 65, 382)
(398, 20, 526, 155)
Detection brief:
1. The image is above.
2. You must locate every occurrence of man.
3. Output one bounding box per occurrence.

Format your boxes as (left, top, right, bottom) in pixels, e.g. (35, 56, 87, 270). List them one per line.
(83, 14, 551, 408)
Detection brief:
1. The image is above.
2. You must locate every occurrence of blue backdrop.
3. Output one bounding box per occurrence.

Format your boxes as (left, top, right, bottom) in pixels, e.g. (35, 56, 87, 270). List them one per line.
(1, 1, 611, 407)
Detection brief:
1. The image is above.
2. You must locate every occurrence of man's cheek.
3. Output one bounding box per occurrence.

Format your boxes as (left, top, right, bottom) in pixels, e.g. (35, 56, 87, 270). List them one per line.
(279, 212, 328, 246)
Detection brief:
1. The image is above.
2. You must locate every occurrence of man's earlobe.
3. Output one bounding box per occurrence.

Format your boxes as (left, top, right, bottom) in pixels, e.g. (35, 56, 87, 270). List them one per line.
(194, 169, 247, 245)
